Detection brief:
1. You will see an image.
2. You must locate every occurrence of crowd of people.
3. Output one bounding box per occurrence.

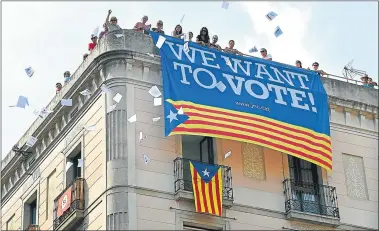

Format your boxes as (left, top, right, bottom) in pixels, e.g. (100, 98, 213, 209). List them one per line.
(55, 9, 377, 94)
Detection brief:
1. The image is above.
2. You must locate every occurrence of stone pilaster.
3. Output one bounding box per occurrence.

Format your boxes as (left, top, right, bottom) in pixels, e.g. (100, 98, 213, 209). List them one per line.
(104, 64, 129, 230)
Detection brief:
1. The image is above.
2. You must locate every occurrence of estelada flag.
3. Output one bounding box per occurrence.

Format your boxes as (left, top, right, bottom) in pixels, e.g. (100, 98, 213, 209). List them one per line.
(189, 160, 223, 216)
(57, 187, 72, 217)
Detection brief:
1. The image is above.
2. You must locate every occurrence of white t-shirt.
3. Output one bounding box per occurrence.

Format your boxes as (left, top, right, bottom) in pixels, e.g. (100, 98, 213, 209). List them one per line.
(263, 54, 272, 60)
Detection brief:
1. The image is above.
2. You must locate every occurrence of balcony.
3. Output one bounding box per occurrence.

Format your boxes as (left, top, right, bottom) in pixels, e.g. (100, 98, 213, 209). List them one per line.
(283, 179, 340, 227)
(25, 224, 40, 231)
(53, 178, 85, 230)
(174, 157, 233, 207)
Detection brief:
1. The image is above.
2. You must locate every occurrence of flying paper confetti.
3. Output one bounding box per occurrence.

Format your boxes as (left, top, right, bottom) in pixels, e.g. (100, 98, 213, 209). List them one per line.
(113, 93, 123, 103)
(65, 161, 73, 172)
(221, 1, 229, 9)
(143, 153, 151, 165)
(274, 26, 283, 38)
(153, 97, 162, 106)
(180, 14, 185, 24)
(115, 34, 124, 38)
(9, 96, 29, 109)
(128, 114, 137, 123)
(139, 131, 148, 143)
(26, 136, 38, 147)
(25, 67, 34, 78)
(34, 106, 53, 118)
(156, 35, 166, 49)
(148, 86, 162, 98)
(183, 33, 190, 42)
(184, 42, 190, 53)
(266, 11, 278, 21)
(178, 107, 184, 115)
(92, 26, 100, 37)
(101, 84, 113, 94)
(80, 89, 92, 96)
(108, 104, 117, 112)
(78, 159, 84, 168)
(152, 117, 161, 122)
(61, 99, 73, 107)
(249, 46, 258, 53)
(224, 150, 232, 159)
(84, 124, 96, 131)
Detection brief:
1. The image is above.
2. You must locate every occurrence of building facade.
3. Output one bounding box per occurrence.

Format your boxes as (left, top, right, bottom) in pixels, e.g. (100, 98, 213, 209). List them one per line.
(1, 29, 378, 230)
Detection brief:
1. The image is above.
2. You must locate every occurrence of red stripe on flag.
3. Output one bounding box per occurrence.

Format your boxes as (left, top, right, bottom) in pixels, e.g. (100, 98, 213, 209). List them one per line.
(174, 104, 330, 144)
(215, 172, 222, 216)
(185, 112, 331, 153)
(201, 180, 209, 213)
(174, 127, 332, 170)
(208, 180, 216, 215)
(192, 168, 202, 212)
(184, 119, 331, 161)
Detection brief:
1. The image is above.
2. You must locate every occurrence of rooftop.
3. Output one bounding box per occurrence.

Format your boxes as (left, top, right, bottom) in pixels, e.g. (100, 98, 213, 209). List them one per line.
(1, 29, 378, 171)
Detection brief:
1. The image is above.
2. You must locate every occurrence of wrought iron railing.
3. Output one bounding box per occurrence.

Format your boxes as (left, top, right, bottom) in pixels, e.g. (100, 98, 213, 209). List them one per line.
(25, 224, 40, 231)
(53, 178, 85, 229)
(283, 179, 339, 219)
(174, 157, 233, 200)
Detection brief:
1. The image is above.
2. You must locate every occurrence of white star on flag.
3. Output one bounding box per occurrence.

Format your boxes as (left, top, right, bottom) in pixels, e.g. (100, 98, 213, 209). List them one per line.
(202, 168, 210, 177)
(166, 110, 178, 123)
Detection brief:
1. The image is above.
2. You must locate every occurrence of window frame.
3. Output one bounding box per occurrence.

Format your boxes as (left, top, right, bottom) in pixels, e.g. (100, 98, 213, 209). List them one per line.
(64, 142, 83, 187)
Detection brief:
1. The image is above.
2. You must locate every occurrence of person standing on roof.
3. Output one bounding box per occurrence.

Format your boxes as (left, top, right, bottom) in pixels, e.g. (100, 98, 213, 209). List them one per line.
(209, 35, 221, 50)
(63, 71, 71, 84)
(105, 9, 122, 32)
(260, 48, 272, 60)
(152, 20, 165, 34)
(134, 16, 151, 34)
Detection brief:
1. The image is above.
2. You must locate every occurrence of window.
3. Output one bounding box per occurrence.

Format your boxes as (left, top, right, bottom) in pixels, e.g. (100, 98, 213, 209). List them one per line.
(6, 214, 15, 231)
(66, 144, 82, 187)
(288, 156, 322, 214)
(182, 135, 215, 164)
(182, 135, 216, 191)
(23, 191, 38, 229)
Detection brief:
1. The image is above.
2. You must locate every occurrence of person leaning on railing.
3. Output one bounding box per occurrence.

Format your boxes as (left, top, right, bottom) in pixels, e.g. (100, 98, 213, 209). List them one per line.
(151, 20, 165, 35)
(88, 34, 98, 52)
(172, 24, 184, 38)
(209, 35, 222, 50)
(295, 60, 303, 68)
(56, 82, 62, 94)
(98, 23, 108, 41)
(196, 27, 210, 46)
(223, 39, 243, 56)
(134, 15, 151, 34)
(260, 48, 272, 61)
(367, 77, 377, 88)
(63, 71, 71, 84)
(309, 62, 327, 76)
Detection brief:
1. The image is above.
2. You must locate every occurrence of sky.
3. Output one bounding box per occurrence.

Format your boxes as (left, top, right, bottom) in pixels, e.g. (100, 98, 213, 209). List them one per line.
(1, 1, 378, 158)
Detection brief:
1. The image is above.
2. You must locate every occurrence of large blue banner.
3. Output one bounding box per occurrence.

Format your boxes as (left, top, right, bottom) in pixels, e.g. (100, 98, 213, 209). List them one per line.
(150, 32, 332, 171)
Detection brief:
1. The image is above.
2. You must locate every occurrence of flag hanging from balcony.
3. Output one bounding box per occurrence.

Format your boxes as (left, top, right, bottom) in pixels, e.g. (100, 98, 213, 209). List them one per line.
(189, 160, 223, 216)
(150, 32, 333, 171)
(57, 187, 72, 217)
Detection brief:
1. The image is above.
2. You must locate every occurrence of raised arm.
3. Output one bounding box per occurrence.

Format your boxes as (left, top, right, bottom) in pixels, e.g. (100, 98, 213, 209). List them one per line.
(105, 9, 111, 25)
